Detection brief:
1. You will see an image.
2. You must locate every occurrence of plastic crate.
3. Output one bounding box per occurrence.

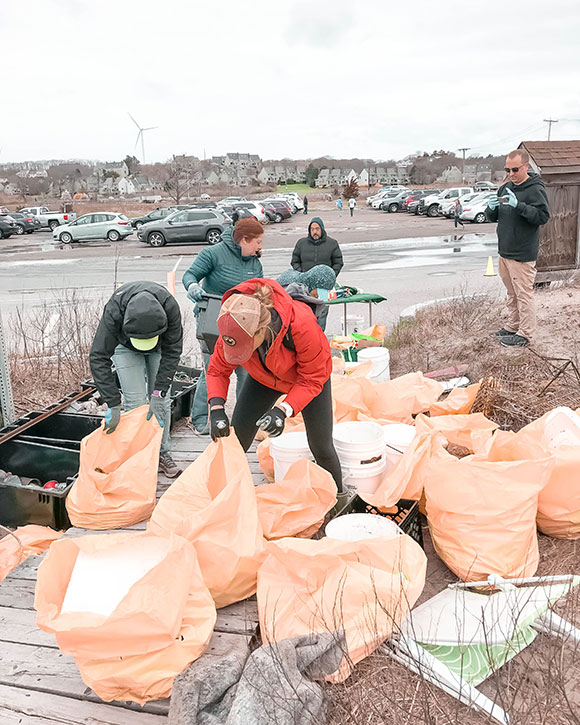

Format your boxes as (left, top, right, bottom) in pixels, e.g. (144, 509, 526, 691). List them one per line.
(328, 495, 423, 549)
(195, 293, 222, 355)
(0, 477, 74, 529)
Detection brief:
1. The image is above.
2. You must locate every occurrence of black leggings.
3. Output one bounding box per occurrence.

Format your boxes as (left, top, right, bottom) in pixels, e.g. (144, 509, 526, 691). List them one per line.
(232, 376, 343, 492)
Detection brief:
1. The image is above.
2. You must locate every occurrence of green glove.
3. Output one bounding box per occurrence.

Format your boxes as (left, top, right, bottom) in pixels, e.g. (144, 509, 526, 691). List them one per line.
(147, 394, 166, 427)
(104, 405, 121, 434)
(505, 187, 518, 208)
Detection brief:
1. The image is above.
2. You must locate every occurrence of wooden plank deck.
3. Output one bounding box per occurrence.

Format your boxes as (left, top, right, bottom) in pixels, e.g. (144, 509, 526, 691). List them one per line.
(0, 422, 265, 724)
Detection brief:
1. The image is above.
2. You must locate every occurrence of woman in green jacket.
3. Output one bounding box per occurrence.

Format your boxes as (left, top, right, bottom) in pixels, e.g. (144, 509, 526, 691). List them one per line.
(182, 217, 264, 433)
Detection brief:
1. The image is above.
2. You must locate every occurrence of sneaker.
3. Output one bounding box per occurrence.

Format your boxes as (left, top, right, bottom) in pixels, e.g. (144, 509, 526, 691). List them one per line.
(493, 327, 516, 337)
(192, 422, 210, 436)
(501, 334, 529, 348)
(158, 452, 182, 478)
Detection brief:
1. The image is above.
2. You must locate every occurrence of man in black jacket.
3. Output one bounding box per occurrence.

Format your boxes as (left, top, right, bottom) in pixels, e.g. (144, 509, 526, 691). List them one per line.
(90, 281, 183, 477)
(291, 217, 343, 331)
(486, 149, 550, 347)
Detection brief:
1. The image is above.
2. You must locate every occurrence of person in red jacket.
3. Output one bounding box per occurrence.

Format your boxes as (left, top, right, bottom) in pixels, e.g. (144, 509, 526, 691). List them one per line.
(206, 278, 343, 491)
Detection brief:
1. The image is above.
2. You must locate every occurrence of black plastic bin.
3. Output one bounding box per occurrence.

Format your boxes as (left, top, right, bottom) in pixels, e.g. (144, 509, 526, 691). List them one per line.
(195, 293, 222, 355)
(328, 496, 424, 549)
(14, 412, 103, 451)
(0, 438, 78, 529)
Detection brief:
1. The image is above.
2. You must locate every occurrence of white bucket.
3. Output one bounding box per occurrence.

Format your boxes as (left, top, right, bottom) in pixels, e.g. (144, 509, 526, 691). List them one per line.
(383, 423, 417, 471)
(333, 421, 386, 495)
(341, 314, 365, 335)
(343, 457, 386, 495)
(270, 431, 313, 482)
(543, 406, 580, 449)
(326, 513, 402, 541)
(356, 347, 390, 382)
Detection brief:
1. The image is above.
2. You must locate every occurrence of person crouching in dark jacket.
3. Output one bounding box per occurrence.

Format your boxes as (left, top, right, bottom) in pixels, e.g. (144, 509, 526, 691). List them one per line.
(89, 280, 183, 478)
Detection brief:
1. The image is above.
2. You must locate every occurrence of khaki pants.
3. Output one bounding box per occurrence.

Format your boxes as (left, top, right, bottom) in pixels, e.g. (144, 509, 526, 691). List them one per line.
(498, 256, 537, 339)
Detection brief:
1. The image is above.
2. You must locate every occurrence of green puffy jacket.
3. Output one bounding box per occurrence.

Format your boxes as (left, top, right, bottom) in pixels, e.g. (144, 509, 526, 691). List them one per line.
(181, 226, 263, 296)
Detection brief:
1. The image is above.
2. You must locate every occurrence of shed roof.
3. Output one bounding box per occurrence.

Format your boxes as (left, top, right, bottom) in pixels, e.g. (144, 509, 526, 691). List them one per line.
(520, 140, 580, 174)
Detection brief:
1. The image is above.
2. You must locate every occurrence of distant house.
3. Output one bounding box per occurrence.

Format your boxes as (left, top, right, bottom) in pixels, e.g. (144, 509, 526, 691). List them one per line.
(358, 169, 370, 186)
(438, 165, 462, 184)
(315, 169, 330, 187)
(117, 177, 136, 195)
(257, 168, 270, 184)
(205, 170, 220, 186)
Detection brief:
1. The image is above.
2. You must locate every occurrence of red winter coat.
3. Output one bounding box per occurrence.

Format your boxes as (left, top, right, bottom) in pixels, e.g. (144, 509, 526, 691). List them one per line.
(206, 279, 332, 414)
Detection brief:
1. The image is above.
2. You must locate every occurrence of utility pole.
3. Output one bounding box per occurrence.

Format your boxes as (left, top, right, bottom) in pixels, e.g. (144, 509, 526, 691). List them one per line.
(458, 147, 470, 183)
(543, 118, 558, 141)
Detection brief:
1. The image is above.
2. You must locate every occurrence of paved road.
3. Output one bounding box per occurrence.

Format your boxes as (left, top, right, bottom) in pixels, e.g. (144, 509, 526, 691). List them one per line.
(1, 217, 502, 345)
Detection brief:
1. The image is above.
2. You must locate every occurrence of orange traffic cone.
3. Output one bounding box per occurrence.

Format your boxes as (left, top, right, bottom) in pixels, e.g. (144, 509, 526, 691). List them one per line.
(484, 256, 496, 277)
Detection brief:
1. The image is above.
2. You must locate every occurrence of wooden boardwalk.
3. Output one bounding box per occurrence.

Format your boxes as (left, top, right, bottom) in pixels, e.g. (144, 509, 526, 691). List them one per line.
(0, 423, 265, 724)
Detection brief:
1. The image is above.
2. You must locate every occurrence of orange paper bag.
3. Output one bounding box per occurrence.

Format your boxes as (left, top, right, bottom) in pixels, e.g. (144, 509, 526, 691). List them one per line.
(34, 530, 208, 659)
(424, 447, 552, 581)
(255, 459, 337, 540)
(149, 434, 265, 608)
(0, 525, 62, 582)
(66, 406, 162, 529)
(258, 535, 426, 682)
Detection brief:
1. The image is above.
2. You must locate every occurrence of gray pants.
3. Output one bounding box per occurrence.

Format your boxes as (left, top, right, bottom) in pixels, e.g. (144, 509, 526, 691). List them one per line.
(112, 344, 172, 453)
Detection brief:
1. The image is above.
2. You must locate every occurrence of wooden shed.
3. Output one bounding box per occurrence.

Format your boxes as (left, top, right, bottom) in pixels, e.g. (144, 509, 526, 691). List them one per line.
(519, 140, 580, 281)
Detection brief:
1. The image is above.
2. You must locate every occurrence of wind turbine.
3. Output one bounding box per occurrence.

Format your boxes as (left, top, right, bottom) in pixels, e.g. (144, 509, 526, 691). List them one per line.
(128, 112, 158, 164)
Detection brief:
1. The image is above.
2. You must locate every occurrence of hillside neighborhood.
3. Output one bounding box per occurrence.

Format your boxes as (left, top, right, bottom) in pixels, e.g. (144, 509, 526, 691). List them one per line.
(0, 149, 506, 202)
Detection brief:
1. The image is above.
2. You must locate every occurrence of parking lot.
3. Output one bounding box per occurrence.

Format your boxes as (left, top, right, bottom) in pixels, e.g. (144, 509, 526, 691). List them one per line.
(1, 202, 496, 262)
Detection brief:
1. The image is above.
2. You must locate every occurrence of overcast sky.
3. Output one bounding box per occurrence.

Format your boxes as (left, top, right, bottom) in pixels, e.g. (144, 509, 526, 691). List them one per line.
(2, 0, 580, 164)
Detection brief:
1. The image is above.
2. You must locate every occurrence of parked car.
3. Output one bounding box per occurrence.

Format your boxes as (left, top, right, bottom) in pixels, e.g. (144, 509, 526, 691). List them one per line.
(460, 193, 494, 224)
(278, 192, 304, 211)
(129, 207, 175, 229)
(439, 192, 481, 218)
(200, 193, 211, 200)
(418, 187, 474, 217)
(52, 212, 132, 243)
(263, 197, 294, 214)
(187, 201, 218, 209)
(219, 196, 247, 205)
(19, 206, 76, 230)
(366, 186, 409, 205)
(137, 208, 231, 247)
(0, 211, 41, 234)
(474, 181, 499, 192)
(0, 217, 17, 238)
(402, 190, 439, 211)
(380, 190, 414, 213)
(263, 201, 292, 222)
(220, 205, 250, 221)
(231, 201, 267, 223)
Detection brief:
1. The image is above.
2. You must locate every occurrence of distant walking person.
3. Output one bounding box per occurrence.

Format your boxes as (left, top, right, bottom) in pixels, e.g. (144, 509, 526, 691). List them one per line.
(348, 196, 356, 217)
(336, 198, 343, 215)
(303, 195, 308, 215)
(486, 148, 550, 348)
(454, 198, 464, 228)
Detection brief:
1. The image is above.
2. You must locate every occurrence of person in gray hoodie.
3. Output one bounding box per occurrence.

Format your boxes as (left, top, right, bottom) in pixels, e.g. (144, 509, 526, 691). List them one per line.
(182, 217, 264, 433)
(291, 218, 343, 331)
(486, 149, 550, 347)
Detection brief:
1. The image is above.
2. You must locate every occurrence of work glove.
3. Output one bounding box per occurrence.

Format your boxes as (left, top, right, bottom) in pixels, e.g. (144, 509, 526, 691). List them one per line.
(487, 195, 499, 210)
(210, 407, 230, 441)
(256, 407, 287, 437)
(187, 282, 204, 302)
(146, 395, 166, 427)
(505, 187, 518, 208)
(103, 405, 121, 434)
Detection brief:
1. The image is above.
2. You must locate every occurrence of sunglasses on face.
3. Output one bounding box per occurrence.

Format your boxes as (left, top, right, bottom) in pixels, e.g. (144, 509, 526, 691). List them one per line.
(505, 166, 522, 173)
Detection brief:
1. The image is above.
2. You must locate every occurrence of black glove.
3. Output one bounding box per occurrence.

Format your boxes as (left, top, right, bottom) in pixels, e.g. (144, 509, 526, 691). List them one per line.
(209, 407, 230, 441)
(256, 406, 287, 437)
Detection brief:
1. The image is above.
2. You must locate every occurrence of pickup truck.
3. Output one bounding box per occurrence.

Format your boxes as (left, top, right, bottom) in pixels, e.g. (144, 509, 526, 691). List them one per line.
(417, 187, 474, 218)
(18, 206, 77, 231)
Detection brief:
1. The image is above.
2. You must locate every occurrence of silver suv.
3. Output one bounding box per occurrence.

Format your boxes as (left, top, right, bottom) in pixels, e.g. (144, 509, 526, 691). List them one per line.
(137, 208, 231, 247)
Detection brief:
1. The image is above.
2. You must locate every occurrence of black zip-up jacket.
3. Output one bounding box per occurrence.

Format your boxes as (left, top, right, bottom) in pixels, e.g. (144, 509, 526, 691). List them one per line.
(486, 174, 550, 262)
(90, 281, 183, 407)
(291, 217, 344, 276)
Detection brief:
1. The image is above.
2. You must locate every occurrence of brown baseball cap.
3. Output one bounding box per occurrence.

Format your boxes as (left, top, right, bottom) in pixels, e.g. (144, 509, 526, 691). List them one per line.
(217, 294, 262, 364)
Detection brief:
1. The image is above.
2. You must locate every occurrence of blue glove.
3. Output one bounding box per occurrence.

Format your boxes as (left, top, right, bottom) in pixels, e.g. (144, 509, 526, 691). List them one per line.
(505, 187, 518, 208)
(146, 394, 166, 427)
(487, 195, 499, 210)
(187, 282, 204, 302)
(104, 405, 121, 434)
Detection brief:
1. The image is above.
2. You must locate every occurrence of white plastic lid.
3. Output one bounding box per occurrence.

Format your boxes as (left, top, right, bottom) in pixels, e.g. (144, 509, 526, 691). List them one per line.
(383, 423, 417, 451)
(325, 513, 402, 541)
(333, 421, 384, 446)
(269, 431, 311, 452)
